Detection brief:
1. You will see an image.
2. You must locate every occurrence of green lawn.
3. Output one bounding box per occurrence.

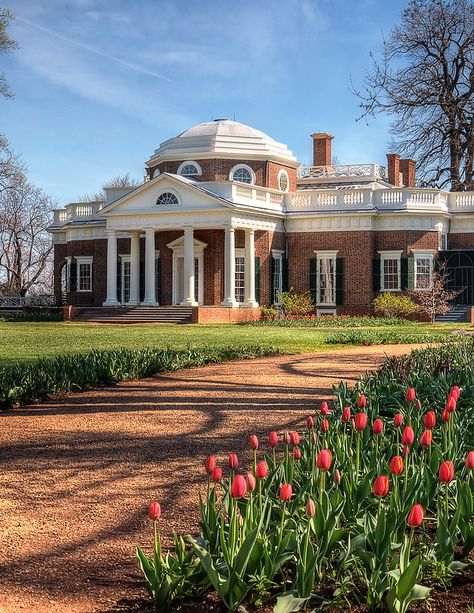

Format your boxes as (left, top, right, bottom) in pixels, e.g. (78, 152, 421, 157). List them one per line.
(0, 321, 469, 365)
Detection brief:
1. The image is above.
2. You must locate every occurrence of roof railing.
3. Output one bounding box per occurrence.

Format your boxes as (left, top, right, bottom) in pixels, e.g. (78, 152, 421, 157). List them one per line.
(297, 163, 388, 180)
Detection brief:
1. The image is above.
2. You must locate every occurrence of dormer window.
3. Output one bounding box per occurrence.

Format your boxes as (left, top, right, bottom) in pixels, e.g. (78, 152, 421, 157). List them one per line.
(230, 164, 255, 185)
(177, 160, 202, 177)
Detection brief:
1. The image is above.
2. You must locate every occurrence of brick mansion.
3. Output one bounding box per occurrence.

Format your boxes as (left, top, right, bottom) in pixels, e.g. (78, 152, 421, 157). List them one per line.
(49, 119, 474, 323)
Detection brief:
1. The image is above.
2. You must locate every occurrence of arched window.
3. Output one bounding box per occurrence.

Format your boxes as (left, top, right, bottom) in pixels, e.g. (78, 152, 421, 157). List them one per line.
(178, 161, 202, 176)
(152, 168, 161, 179)
(278, 170, 289, 192)
(230, 164, 255, 184)
(156, 192, 179, 206)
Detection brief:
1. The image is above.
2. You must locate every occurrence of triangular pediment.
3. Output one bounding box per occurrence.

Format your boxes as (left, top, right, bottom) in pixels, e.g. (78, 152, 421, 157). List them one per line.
(101, 173, 235, 216)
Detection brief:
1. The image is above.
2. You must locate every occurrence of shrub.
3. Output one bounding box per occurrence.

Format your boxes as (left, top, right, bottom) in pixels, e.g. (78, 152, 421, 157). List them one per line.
(373, 293, 419, 319)
(277, 289, 314, 316)
(260, 305, 279, 319)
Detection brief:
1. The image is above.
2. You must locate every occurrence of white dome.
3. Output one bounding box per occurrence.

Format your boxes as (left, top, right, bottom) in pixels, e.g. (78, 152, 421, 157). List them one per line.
(147, 119, 297, 166)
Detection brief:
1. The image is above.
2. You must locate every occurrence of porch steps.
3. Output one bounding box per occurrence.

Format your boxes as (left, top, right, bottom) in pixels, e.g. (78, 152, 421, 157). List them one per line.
(434, 306, 468, 323)
(72, 306, 193, 324)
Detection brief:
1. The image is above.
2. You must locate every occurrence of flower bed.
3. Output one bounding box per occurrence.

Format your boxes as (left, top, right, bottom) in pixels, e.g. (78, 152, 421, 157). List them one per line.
(251, 315, 412, 327)
(137, 340, 474, 612)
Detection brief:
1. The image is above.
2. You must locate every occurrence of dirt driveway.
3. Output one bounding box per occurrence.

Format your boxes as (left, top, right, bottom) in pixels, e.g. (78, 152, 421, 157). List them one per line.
(0, 345, 420, 613)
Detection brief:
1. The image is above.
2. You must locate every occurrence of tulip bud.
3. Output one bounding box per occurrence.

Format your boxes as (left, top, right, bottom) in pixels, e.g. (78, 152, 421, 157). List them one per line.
(249, 434, 259, 450)
(406, 387, 416, 402)
(465, 451, 474, 470)
(408, 503, 424, 528)
(230, 474, 247, 498)
(294, 447, 302, 460)
(316, 449, 332, 471)
(283, 431, 291, 445)
(246, 472, 256, 492)
(393, 413, 403, 428)
(204, 455, 216, 475)
(372, 418, 383, 435)
(228, 453, 239, 470)
(342, 406, 351, 422)
(321, 401, 330, 415)
(311, 430, 317, 444)
(401, 425, 414, 445)
(305, 498, 316, 518)
(211, 466, 222, 482)
(390, 455, 404, 475)
(321, 418, 329, 433)
(446, 396, 456, 413)
(354, 412, 368, 431)
(290, 431, 300, 446)
(333, 468, 341, 485)
(416, 399, 422, 411)
(442, 408, 451, 422)
(279, 482, 293, 501)
(373, 475, 389, 497)
(306, 415, 315, 429)
(403, 444, 411, 456)
(357, 394, 367, 409)
(424, 411, 436, 429)
(255, 460, 269, 479)
(439, 460, 455, 483)
(450, 385, 460, 400)
(419, 429, 432, 448)
(149, 501, 161, 521)
(268, 431, 279, 447)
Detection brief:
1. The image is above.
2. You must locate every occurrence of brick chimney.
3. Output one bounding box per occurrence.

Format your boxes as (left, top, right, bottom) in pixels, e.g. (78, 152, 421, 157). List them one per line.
(386, 153, 401, 187)
(400, 159, 416, 187)
(311, 132, 334, 166)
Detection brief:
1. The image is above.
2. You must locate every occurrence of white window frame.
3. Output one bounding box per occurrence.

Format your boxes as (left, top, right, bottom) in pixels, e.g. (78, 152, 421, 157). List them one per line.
(156, 189, 181, 207)
(378, 251, 402, 292)
(177, 160, 202, 176)
(229, 164, 256, 185)
(314, 250, 338, 306)
(76, 256, 93, 293)
(235, 247, 245, 304)
(412, 250, 435, 291)
(272, 249, 284, 304)
(278, 169, 289, 192)
(440, 233, 448, 251)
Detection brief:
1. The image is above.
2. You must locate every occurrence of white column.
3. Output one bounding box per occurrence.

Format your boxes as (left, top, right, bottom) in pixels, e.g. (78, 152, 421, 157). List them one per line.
(128, 231, 141, 305)
(103, 229, 119, 306)
(181, 226, 198, 306)
(142, 228, 157, 305)
(243, 229, 258, 307)
(221, 226, 238, 307)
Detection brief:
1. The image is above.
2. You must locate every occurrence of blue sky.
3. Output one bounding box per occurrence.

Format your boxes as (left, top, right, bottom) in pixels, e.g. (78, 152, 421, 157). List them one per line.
(2, 0, 405, 204)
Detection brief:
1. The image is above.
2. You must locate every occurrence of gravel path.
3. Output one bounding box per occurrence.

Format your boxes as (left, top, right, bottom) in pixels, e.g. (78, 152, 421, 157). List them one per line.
(0, 344, 421, 613)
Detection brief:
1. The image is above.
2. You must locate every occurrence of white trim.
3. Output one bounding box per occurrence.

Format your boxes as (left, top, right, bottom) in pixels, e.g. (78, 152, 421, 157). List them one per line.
(313, 251, 338, 306)
(272, 251, 284, 304)
(156, 188, 181, 207)
(177, 160, 202, 176)
(167, 236, 207, 305)
(76, 256, 93, 293)
(278, 169, 289, 192)
(229, 164, 256, 185)
(413, 252, 434, 291)
(314, 250, 339, 259)
(317, 308, 337, 316)
(378, 251, 402, 292)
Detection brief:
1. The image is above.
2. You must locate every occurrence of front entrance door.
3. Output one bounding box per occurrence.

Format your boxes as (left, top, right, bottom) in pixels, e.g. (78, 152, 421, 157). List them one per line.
(121, 258, 131, 304)
(443, 251, 474, 305)
(173, 256, 201, 304)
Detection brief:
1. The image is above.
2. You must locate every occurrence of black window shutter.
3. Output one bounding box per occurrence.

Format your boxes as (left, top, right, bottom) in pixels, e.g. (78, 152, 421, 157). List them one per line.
(116, 259, 122, 303)
(400, 257, 408, 290)
(282, 257, 289, 292)
(255, 256, 261, 304)
(155, 258, 161, 304)
(139, 260, 145, 302)
(372, 259, 381, 292)
(336, 258, 344, 305)
(270, 256, 275, 304)
(309, 258, 317, 303)
(69, 260, 77, 293)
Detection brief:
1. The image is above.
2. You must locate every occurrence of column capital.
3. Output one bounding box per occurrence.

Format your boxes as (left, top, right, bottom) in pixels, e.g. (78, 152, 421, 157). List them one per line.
(105, 228, 117, 237)
(129, 230, 141, 238)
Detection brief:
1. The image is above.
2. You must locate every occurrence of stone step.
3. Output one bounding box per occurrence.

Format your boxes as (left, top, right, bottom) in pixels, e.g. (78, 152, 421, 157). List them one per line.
(73, 306, 193, 324)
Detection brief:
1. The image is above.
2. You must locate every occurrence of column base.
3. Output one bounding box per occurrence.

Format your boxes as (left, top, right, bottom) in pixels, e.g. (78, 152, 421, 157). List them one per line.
(126, 299, 141, 306)
(141, 299, 159, 306)
(242, 300, 259, 308)
(103, 298, 120, 307)
(180, 299, 198, 307)
(220, 299, 239, 307)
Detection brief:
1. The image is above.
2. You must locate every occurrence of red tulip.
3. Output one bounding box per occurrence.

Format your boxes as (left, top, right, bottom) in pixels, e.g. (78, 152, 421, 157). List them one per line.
(390, 455, 404, 475)
(357, 394, 367, 409)
(279, 483, 293, 501)
(372, 418, 383, 435)
(306, 415, 315, 429)
(406, 387, 416, 402)
(283, 431, 291, 445)
(439, 460, 455, 483)
(316, 449, 332, 471)
(255, 460, 269, 479)
(149, 501, 161, 521)
(305, 498, 316, 518)
(403, 445, 411, 456)
(446, 396, 456, 413)
(321, 401, 330, 415)
(393, 413, 403, 428)
(354, 412, 368, 431)
(465, 451, 474, 470)
(342, 406, 351, 422)
(424, 411, 436, 429)
(294, 447, 302, 460)
(321, 418, 329, 433)
(450, 385, 460, 400)
(230, 474, 247, 498)
(246, 472, 256, 492)
(250, 434, 259, 450)
(290, 431, 300, 446)
(442, 408, 451, 422)
(211, 467, 222, 482)
(228, 453, 239, 470)
(373, 475, 389, 497)
(401, 426, 414, 445)
(268, 431, 279, 447)
(204, 455, 216, 475)
(419, 429, 432, 448)
(408, 504, 424, 527)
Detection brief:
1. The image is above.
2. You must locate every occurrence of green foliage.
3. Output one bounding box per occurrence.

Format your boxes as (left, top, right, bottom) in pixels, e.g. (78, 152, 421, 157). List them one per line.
(324, 330, 447, 345)
(253, 315, 414, 327)
(260, 305, 279, 319)
(277, 290, 314, 316)
(0, 309, 62, 322)
(373, 292, 419, 319)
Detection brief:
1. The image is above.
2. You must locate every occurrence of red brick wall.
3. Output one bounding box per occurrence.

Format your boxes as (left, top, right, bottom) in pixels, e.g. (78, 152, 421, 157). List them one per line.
(152, 159, 266, 186)
(375, 230, 439, 254)
(266, 162, 297, 192)
(312, 134, 333, 166)
(448, 233, 474, 249)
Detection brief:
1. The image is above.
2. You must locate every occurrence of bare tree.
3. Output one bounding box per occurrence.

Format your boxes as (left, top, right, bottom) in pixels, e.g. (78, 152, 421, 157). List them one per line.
(355, 0, 474, 191)
(408, 261, 461, 322)
(77, 173, 141, 202)
(0, 173, 54, 296)
(0, 8, 17, 99)
(0, 135, 25, 194)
